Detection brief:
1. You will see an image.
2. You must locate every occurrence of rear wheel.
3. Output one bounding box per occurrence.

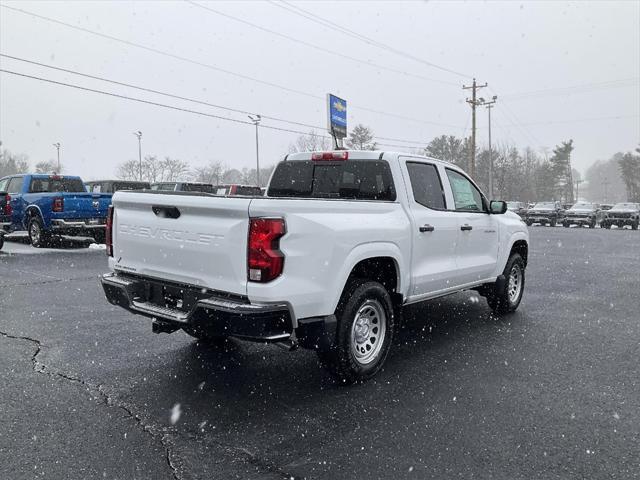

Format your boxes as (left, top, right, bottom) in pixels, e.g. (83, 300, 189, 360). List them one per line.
(603, 221, 611, 229)
(632, 220, 638, 230)
(0, 235, 4, 251)
(486, 253, 525, 315)
(549, 218, 557, 227)
(317, 279, 395, 384)
(525, 219, 533, 226)
(563, 221, 570, 228)
(29, 216, 50, 248)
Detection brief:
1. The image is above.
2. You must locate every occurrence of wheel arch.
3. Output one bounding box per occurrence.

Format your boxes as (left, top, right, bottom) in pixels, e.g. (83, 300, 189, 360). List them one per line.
(329, 243, 407, 314)
(23, 205, 45, 229)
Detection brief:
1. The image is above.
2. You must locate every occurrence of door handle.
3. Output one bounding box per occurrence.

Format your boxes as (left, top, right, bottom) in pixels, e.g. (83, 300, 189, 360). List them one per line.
(460, 224, 473, 231)
(152, 205, 181, 219)
(419, 224, 435, 232)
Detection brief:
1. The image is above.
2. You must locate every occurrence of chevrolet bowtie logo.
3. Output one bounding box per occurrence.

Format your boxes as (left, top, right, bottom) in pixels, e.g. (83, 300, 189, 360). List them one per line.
(92, 200, 100, 209)
(333, 100, 346, 112)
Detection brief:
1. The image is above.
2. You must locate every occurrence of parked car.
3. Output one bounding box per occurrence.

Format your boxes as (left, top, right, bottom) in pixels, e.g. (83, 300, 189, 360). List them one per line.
(525, 201, 565, 226)
(562, 202, 604, 228)
(600, 203, 614, 211)
(0, 174, 111, 247)
(214, 184, 263, 196)
(100, 150, 529, 383)
(0, 190, 10, 251)
(600, 203, 640, 230)
(86, 180, 150, 193)
(506, 201, 528, 217)
(150, 182, 215, 193)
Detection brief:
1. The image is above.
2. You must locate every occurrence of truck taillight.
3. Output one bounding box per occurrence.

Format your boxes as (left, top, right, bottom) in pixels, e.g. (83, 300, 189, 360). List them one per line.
(52, 197, 64, 212)
(3, 195, 11, 216)
(248, 217, 286, 282)
(106, 206, 114, 257)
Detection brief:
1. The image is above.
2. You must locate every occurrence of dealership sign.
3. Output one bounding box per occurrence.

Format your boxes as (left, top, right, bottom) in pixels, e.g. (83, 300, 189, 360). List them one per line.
(327, 94, 347, 139)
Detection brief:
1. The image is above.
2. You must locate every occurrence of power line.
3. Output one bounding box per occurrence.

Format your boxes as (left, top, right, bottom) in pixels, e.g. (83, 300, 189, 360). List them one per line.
(185, 0, 460, 87)
(0, 4, 465, 131)
(495, 114, 640, 127)
(270, 0, 471, 79)
(0, 54, 435, 146)
(0, 69, 430, 150)
(500, 77, 640, 101)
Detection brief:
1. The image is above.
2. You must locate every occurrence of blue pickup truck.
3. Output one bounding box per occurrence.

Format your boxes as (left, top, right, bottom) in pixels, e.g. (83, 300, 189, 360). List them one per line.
(0, 174, 111, 247)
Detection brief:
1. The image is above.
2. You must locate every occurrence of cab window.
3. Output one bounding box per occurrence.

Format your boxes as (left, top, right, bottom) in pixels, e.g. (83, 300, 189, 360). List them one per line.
(445, 169, 485, 212)
(406, 162, 446, 210)
(7, 177, 24, 194)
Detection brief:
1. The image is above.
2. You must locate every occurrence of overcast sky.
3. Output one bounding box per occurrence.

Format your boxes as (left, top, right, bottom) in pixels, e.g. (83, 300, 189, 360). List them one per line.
(1, 0, 638, 180)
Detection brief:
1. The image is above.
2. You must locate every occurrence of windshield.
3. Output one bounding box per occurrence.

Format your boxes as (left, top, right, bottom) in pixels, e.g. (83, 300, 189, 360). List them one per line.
(612, 203, 638, 209)
(569, 203, 596, 210)
(533, 202, 555, 209)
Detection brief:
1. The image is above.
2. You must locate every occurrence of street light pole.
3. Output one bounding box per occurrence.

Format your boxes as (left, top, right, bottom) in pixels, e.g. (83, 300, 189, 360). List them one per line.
(477, 96, 497, 198)
(133, 131, 142, 181)
(52, 142, 61, 172)
(248, 115, 261, 186)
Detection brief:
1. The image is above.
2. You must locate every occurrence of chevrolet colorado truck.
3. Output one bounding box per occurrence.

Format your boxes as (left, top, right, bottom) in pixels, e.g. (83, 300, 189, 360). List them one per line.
(600, 202, 640, 230)
(562, 202, 603, 228)
(101, 151, 529, 383)
(525, 201, 565, 227)
(0, 174, 111, 247)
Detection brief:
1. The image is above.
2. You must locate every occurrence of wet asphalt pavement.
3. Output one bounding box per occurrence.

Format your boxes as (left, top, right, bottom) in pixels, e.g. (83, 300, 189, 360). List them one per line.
(1, 227, 639, 480)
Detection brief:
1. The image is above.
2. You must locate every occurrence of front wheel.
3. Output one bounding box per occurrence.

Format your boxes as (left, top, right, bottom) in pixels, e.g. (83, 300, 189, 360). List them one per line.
(563, 221, 570, 228)
(29, 216, 50, 248)
(487, 253, 525, 315)
(603, 221, 611, 229)
(317, 279, 395, 384)
(549, 219, 557, 227)
(0, 235, 4, 251)
(525, 219, 533, 226)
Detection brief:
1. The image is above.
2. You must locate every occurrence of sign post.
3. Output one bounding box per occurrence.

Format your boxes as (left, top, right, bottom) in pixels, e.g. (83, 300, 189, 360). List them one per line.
(327, 94, 347, 149)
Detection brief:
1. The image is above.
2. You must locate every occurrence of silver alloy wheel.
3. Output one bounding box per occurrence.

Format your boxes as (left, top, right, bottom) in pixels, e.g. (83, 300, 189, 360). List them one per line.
(30, 221, 41, 245)
(350, 299, 387, 365)
(507, 263, 523, 304)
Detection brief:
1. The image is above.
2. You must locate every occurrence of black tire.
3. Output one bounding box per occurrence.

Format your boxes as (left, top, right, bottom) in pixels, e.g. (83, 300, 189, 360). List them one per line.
(589, 220, 596, 229)
(317, 279, 395, 384)
(563, 221, 570, 228)
(632, 221, 638, 231)
(603, 221, 611, 229)
(182, 325, 228, 347)
(93, 231, 106, 244)
(486, 253, 525, 315)
(0, 235, 4, 251)
(525, 219, 533, 226)
(549, 218, 557, 227)
(28, 216, 50, 248)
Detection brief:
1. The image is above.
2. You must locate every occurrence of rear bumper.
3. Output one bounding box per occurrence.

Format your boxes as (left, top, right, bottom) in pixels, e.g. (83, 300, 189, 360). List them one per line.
(51, 218, 106, 231)
(101, 272, 294, 342)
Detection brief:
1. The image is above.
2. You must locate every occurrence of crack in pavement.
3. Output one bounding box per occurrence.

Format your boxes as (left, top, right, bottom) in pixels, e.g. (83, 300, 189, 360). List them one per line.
(0, 330, 298, 480)
(0, 330, 181, 480)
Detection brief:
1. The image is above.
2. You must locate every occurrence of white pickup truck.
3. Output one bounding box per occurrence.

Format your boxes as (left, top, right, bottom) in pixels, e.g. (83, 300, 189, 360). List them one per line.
(101, 150, 529, 383)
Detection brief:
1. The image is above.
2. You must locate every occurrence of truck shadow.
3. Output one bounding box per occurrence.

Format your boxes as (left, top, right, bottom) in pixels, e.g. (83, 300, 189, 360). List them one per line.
(4, 234, 93, 249)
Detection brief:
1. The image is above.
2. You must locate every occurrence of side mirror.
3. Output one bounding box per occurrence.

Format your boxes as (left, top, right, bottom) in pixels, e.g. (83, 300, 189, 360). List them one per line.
(490, 200, 508, 214)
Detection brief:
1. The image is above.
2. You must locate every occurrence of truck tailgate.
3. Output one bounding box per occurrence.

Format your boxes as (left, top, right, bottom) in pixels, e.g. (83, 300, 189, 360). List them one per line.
(111, 191, 251, 295)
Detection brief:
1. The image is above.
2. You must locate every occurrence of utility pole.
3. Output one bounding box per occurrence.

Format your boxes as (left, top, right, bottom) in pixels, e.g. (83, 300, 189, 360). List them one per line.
(463, 78, 487, 178)
(248, 115, 261, 186)
(133, 131, 142, 181)
(52, 142, 61, 172)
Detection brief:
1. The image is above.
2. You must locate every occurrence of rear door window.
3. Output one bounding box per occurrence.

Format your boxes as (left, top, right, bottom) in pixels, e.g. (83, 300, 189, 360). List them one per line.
(268, 160, 395, 201)
(406, 162, 446, 210)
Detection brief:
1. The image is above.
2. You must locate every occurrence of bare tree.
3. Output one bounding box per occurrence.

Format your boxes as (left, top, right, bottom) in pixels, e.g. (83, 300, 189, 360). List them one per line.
(161, 157, 191, 182)
(288, 130, 332, 153)
(193, 161, 225, 184)
(0, 148, 30, 177)
(35, 160, 63, 174)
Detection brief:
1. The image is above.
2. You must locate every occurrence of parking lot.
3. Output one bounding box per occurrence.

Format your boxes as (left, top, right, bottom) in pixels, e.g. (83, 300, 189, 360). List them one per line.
(1, 226, 638, 480)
